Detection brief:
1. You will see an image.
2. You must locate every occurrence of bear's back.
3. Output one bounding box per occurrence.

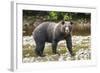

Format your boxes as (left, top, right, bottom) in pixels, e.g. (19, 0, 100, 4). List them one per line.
(33, 22, 56, 42)
(46, 22, 56, 42)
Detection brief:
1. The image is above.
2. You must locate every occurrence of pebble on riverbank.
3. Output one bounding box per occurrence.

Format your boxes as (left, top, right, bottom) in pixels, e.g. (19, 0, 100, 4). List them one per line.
(22, 36, 91, 63)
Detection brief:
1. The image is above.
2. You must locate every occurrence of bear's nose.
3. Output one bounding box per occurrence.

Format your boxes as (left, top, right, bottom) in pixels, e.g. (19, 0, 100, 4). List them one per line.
(65, 27, 69, 33)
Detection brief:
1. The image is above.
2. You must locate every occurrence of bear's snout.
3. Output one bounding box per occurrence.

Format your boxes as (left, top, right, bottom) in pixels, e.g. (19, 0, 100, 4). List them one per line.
(65, 27, 69, 33)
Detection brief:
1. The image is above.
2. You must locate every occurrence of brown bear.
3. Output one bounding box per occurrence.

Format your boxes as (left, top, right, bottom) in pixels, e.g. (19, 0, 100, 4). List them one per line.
(33, 20, 74, 57)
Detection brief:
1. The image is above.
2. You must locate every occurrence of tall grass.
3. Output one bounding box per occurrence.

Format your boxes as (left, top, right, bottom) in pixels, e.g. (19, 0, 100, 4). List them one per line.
(72, 22, 90, 36)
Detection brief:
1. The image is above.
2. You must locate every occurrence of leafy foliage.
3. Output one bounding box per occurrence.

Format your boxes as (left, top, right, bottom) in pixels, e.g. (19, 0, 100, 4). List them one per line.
(23, 10, 91, 36)
(23, 10, 90, 22)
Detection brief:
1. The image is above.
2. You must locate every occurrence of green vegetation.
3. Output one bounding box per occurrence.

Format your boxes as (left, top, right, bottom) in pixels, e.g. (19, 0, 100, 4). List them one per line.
(23, 10, 91, 36)
(23, 10, 90, 22)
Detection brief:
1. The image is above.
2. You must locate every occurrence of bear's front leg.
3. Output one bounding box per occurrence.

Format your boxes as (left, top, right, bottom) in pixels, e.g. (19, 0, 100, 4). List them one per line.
(52, 41, 60, 56)
(66, 34, 75, 56)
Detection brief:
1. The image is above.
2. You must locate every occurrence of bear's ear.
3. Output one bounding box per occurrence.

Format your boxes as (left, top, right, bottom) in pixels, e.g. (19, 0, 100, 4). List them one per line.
(61, 20, 65, 25)
(70, 21, 73, 25)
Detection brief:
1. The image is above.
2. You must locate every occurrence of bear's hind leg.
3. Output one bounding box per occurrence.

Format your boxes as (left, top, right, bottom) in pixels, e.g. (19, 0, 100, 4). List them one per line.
(35, 43, 45, 57)
(52, 41, 60, 56)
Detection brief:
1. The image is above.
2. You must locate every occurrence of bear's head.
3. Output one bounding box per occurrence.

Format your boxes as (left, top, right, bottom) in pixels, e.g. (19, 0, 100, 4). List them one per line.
(60, 20, 73, 35)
